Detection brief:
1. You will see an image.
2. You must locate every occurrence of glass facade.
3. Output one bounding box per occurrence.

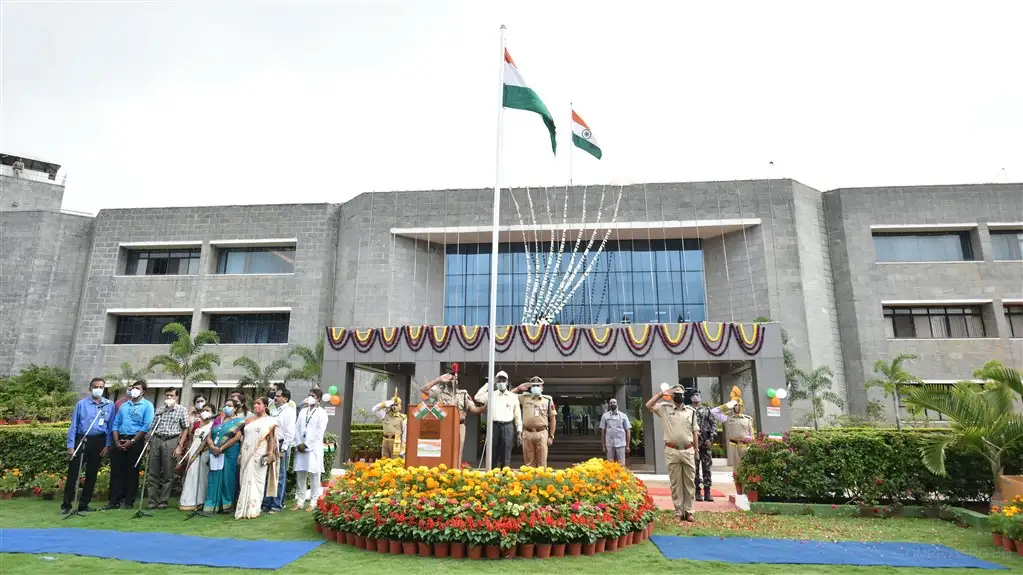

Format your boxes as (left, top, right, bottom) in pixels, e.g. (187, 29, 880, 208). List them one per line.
(991, 230, 1023, 261)
(443, 239, 705, 326)
(209, 313, 291, 344)
(216, 247, 296, 274)
(872, 232, 975, 262)
(113, 314, 193, 344)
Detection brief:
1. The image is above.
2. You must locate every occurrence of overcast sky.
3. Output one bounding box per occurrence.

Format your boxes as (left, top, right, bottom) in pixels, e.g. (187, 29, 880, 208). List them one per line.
(2, 1, 1021, 214)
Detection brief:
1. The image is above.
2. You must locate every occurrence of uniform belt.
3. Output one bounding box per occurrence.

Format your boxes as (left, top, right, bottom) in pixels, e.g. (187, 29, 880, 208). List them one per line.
(383, 434, 396, 438)
(664, 441, 694, 450)
(524, 427, 547, 432)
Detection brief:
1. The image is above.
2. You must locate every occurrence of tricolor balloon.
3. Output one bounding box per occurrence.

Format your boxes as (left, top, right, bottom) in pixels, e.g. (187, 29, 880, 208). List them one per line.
(322, 393, 332, 403)
(767, 388, 776, 398)
(328, 385, 338, 395)
(775, 388, 788, 400)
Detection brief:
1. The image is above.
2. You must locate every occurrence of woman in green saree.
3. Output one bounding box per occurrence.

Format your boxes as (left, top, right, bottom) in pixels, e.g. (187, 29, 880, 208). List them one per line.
(201, 399, 246, 515)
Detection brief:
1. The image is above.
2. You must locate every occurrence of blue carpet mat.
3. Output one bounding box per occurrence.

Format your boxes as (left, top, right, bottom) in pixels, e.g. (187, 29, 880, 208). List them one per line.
(0, 528, 324, 570)
(650, 535, 1006, 569)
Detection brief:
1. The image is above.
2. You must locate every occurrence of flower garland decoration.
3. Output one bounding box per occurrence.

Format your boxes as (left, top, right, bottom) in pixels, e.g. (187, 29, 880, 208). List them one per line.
(658, 323, 694, 355)
(622, 324, 655, 357)
(551, 325, 581, 355)
(455, 325, 486, 351)
(352, 328, 376, 353)
(695, 321, 729, 357)
(428, 326, 453, 353)
(404, 325, 427, 351)
(584, 325, 617, 356)
(493, 325, 516, 352)
(520, 324, 548, 352)
(326, 327, 351, 351)
(378, 327, 402, 352)
(733, 323, 766, 355)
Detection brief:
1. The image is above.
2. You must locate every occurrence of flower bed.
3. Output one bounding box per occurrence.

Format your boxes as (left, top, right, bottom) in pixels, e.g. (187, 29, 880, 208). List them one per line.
(990, 496, 1023, 554)
(314, 458, 655, 558)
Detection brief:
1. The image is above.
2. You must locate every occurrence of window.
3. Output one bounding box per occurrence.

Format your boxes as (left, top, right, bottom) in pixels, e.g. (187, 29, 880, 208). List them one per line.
(991, 230, 1023, 261)
(872, 232, 975, 262)
(1006, 306, 1023, 338)
(215, 247, 295, 274)
(209, 313, 290, 344)
(883, 306, 986, 339)
(113, 315, 193, 344)
(125, 249, 201, 276)
(443, 239, 705, 325)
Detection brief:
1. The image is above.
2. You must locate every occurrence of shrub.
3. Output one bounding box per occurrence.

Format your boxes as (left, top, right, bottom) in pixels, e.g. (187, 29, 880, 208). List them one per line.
(736, 429, 1023, 504)
(0, 365, 77, 422)
(0, 426, 72, 478)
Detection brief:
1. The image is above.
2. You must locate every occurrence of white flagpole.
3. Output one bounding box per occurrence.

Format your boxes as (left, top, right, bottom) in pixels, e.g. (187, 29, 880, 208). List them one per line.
(485, 24, 506, 471)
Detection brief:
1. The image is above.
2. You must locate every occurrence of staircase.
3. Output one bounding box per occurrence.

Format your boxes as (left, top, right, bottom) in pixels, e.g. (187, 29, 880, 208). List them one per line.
(508, 431, 605, 468)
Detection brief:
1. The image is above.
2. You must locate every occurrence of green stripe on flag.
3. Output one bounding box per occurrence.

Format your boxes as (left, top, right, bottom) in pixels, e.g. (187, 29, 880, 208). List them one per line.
(503, 85, 557, 155)
(572, 133, 602, 160)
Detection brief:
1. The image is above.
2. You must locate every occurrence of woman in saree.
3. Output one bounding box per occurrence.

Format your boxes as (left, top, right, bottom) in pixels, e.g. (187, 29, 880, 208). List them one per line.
(235, 397, 278, 519)
(201, 399, 246, 515)
(178, 403, 216, 511)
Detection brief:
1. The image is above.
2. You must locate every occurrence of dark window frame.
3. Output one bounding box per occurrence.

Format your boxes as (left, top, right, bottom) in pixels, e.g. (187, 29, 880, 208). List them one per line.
(113, 314, 193, 345)
(124, 249, 201, 276)
(882, 305, 987, 339)
(990, 230, 1023, 261)
(208, 313, 290, 344)
(1006, 305, 1023, 338)
(872, 231, 975, 263)
(215, 246, 296, 275)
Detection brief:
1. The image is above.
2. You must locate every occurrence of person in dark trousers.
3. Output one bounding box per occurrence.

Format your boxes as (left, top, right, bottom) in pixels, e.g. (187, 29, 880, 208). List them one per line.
(61, 377, 115, 515)
(105, 379, 154, 510)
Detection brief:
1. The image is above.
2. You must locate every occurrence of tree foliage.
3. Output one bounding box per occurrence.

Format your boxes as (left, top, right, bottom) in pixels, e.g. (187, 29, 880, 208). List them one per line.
(864, 353, 922, 429)
(286, 337, 324, 385)
(790, 365, 843, 430)
(103, 361, 150, 392)
(0, 365, 76, 422)
(146, 322, 221, 406)
(233, 356, 292, 398)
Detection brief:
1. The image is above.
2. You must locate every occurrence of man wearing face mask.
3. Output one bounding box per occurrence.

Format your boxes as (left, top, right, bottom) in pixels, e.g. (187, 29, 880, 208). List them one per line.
(511, 377, 556, 468)
(371, 390, 407, 459)
(646, 384, 700, 522)
(690, 392, 728, 502)
(106, 380, 155, 510)
(422, 371, 485, 466)
(293, 388, 328, 511)
(599, 398, 632, 465)
(263, 388, 295, 513)
(146, 389, 190, 509)
(61, 377, 115, 515)
(474, 370, 522, 470)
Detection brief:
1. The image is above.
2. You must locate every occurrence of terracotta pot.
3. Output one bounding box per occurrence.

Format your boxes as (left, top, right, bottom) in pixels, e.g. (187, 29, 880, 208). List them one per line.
(323, 528, 336, 542)
(450, 541, 466, 559)
(376, 538, 389, 553)
(418, 541, 432, 557)
(434, 542, 450, 558)
(993, 533, 1004, 547)
(365, 537, 377, 552)
(485, 544, 501, 560)
(535, 543, 552, 559)
(552, 543, 566, 557)
(583, 542, 596, 556)
(402, 541, 417, 555)
(1002, 537, 1015, 552)
(618, 534, 629, 548)
(606, 537, 619, 552)
(633, 530, 643, 543)
(388, 539, 401, 554)
(314, 522, 322, 534)
(468, 545, 483, 560)
(501, 545, 515, 559)
(746, 490, 759, 503)
(568, 543, 582, 556)
(596, 538, 606, 553)
(354, 535, 366, 549)
(1016, 541, 1023, 557)
(346, 533, 356, 546)
(518, 543, 535, 559)
(335, 531, 346, 545)
(734, 482, 743, 494)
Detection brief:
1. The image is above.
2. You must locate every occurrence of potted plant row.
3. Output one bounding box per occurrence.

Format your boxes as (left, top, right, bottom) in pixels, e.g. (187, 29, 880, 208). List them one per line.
(989, 499, 1023, 555)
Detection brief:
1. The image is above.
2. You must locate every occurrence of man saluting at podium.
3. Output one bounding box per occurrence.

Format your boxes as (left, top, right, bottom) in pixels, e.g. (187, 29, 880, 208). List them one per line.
(421, 368, 485, 466)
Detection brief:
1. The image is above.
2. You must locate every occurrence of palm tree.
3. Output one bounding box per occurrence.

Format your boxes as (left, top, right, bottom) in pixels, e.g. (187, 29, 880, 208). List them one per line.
(904, 362, 1023, 508)
(104, 361, 150, 393)
(233, 356, 292, 397)
(790, 365, 843, 430)
(285, 337, 324, 385)
(147, 322, 221, 406)
(864, 353, 921, 430)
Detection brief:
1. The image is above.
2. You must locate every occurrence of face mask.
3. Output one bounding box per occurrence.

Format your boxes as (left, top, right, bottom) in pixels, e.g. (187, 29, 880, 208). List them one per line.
(129, 389, 141, 399)
(164, 398, 176, 407)
(268, 390, 276, 399)
(496, 381, 507, 392)
(91, 388, 104, 398)
(530, 386, 541, 396)
(672, 393, 685, 404)
(223, 406, 234, 416)
(195, 400, 206, 409)
(306, 397, 316, 405)
(609, 403, 618, 412)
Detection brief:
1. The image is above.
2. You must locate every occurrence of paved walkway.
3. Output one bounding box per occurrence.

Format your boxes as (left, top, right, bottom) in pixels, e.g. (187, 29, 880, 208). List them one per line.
(640, 463, 740, 513)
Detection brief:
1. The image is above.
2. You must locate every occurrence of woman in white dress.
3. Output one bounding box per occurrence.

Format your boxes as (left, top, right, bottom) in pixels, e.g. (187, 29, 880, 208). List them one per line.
(179, 404, 215, 511)
(235, 397, 278, 520)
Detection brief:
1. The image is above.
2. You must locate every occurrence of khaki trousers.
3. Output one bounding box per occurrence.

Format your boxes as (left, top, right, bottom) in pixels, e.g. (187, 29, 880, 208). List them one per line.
(457, 423, 465, 466)
(522, 429, 548, 468)
(381, 437, 395, 459)
(665, 445, 697, 516)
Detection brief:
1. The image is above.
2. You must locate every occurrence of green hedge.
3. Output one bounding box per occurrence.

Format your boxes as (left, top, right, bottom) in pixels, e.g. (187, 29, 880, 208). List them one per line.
(736, 429, 1023, 505)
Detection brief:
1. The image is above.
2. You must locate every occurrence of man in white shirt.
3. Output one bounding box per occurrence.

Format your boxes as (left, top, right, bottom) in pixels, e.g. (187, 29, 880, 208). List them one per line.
(263, 388, 296, 513)
(474, 370, 522, 470)
(293, 388, 329, 511)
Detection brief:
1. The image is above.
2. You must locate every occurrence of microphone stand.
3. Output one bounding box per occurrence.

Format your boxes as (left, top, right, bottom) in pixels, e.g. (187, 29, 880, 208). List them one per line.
(130, 410, 166, 520)
(63, 404, 106, 520)
(183, 425, 210, 521)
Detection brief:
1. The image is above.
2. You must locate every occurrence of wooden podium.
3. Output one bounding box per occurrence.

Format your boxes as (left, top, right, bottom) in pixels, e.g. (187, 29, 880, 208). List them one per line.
(405, 405, 459, 469)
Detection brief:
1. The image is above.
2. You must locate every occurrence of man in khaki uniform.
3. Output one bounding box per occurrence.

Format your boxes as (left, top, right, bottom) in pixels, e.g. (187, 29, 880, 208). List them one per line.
(371, 391, 406, 459)
(646, 384, 699, 522)
(512, 377, 556, 468)
(421, 372, 485, 466)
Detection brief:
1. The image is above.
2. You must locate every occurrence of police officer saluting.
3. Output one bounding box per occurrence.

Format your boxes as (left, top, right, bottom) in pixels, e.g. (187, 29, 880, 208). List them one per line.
(690, 392, 727, 502)
(645, 384, 699, 522)
(422, 371, 485, 466)
(511, 377, 556, 468)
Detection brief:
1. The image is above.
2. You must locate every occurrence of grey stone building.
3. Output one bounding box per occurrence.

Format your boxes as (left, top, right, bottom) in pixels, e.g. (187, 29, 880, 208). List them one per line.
(2, 153, 1021, 457)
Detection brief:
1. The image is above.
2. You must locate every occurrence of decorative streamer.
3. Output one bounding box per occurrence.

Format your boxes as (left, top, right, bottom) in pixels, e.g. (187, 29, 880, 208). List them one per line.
(657, 323, 694, 355)
(622, 324, 656, 357)
(583, 325, 618, 356)
(326, 327, 351, 351)
(378, 326, 402, 352)
(519, 324, 548, 352)
(455, 325, 487, 351)
(427, 325, 453, 353)
(352, 328, 376, 353)
(493, 325, 516, 353)
(695, 321, 729, 357)
(551, 325, 581, 355)
(732, 323, 766, 355)
(404, 325, 427, 351)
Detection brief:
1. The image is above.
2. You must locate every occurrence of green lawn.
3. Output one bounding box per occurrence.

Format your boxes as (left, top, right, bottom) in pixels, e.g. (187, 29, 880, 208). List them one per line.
(1, 498, 1021, 574)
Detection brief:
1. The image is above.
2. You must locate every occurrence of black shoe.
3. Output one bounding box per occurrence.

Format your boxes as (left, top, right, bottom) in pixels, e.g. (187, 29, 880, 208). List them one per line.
(157, 503, 168, 510)
(122, 501, 132, 509)
(147, 502, 159, 510)
(704, 487, 713, 502)
(77, 506, 95, 513)
(60, 507, 71, 516)
(103, 503, 120, 511)
(695, 492, 703, 502)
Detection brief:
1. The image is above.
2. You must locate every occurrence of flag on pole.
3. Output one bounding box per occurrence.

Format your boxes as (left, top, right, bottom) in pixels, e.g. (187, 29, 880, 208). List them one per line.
(503, 49, 557, 154)
(571, 110, 602, 160)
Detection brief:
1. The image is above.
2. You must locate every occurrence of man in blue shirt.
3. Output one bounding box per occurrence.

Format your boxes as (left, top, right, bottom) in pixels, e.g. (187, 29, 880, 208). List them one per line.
(105, 379, 154, 510)
(61, 377, 115, 515)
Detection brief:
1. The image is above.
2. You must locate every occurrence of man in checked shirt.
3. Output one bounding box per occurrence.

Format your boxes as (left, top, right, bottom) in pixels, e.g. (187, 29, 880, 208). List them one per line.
(147, 388, 190, 509)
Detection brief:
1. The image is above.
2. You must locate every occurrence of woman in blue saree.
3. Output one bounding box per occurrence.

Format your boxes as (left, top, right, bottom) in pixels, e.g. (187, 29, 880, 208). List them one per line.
(201, 399, 246, 515)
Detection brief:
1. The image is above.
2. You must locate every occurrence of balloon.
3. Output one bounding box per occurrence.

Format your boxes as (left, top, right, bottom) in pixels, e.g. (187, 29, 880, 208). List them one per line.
(770, 397, 781, 407)
(766, 388, 776, 398)
(328, 385, 338, 395)
(321, 393, 332, 403)
(659, 383, 670, 391)
(775, 388, 788, 400)
(330, 395, 341, 406)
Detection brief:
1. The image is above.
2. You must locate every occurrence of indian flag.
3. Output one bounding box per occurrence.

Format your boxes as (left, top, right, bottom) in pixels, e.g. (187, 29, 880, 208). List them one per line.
(503, 49, 557, 154)
(571, 110, 602, 160)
